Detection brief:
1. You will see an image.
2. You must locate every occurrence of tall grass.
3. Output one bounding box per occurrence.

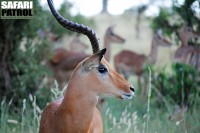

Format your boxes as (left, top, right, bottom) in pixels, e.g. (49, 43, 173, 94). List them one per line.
(0, 81, 64, 133)
(146, 67, 152, 133)
(102, 99, 197, 133)
(1, 75, 200, 133)
(1, 98, 13, 133)
(101, 66, 200, 133)
(0, 96, 41, 133)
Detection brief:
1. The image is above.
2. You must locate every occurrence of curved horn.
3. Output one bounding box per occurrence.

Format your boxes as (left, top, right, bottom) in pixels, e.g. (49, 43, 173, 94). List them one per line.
(47, 0, 100, 54)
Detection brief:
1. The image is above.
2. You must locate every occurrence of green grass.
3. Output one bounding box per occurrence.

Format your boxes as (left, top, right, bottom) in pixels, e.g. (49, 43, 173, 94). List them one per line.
(0, 81, 62, 133)
(0, 96, 41, 133)
(100, 96, 200, 133)
(1, 95, 199, 133)
(1, 71, 200, 133)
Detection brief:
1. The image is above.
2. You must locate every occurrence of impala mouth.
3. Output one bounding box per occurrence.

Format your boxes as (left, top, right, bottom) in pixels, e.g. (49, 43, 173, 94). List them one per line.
(121, 93, 134, 100)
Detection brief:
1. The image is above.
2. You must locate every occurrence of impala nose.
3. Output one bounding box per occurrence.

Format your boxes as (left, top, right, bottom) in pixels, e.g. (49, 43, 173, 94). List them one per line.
(130, 86, 135, 92)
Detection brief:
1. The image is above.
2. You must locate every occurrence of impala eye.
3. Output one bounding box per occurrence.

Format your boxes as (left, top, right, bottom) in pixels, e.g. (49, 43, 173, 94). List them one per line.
(98, 65, 107, 74)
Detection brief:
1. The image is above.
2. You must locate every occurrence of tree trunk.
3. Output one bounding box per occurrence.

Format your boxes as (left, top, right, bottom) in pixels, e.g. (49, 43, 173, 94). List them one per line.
(101, 0, 108, 14)
(0, 41, 11, 95)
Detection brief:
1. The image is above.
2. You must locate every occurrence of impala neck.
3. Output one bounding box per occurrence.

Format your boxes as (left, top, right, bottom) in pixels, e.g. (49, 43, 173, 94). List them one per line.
(148, 38, 158, 64)
(104, 38, 112, 62)
(180, 34, 188, 46)
(58, 72, 98, 132)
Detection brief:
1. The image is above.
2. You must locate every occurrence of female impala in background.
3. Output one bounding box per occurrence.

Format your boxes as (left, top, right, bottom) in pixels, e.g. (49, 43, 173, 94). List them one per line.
(174, 24, 200, 65)
(39, 0, 135, 133)
(103, 25, 125, 62)
(114, 30, 171, 95)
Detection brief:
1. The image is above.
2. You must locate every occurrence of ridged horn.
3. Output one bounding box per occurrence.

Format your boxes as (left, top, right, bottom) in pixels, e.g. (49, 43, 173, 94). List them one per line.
(47, 0, 100, 54)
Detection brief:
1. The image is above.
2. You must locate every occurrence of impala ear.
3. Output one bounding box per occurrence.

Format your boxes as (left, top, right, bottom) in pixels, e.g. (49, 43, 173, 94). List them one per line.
(82, 48, 106, 72)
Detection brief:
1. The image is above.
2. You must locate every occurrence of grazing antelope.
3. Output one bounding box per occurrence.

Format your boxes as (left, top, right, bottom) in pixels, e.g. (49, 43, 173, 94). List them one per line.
(174, 24, 200, 64)
(168, 106, 187, 125)
(47, 25, 125, 86)
(114, 30, 171, 95)
(39, 0, 135, 133)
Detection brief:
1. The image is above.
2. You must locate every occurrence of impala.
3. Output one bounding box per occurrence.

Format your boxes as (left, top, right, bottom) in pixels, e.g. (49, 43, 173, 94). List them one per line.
(114, 30, 171, 95)
(39, 0, 135, 133)
(47, 25, 125, 86)
(103, 25, 125, 62)
(189, 48, 200, 71)
(174, 24, 200, 64)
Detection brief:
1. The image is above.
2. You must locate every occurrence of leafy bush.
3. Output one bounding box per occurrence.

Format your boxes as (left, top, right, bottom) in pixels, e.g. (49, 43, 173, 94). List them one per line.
(150, 0, 200, 109)
(151, 0, 200, 46)
(150, 63, 200, 108)
(0, 0, 95, 108)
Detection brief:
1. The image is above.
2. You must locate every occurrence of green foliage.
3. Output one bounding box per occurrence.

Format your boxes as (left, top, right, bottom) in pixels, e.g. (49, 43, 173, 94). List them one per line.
(151, 0, 200, 45)
(101, 92, 200, 133)
(173, 0, 200, 27)
(0, 0, 54, 107)
(151, 8, 178, 35)
(0, 97, 42, 133)
(0, 82, 65, 133)
(150, 63, 200, 107)
(11, 41, 51, 106)
(150, 0, 200, 109)
(0, 0, 95, 107)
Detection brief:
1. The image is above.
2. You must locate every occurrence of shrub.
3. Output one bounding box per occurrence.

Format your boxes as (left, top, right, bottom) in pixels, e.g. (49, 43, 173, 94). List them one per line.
(150, 63, 200, 108)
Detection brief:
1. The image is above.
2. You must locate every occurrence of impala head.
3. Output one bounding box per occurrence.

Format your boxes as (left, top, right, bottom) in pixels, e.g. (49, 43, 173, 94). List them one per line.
(73, 48, 134, 99)
(153, 29, 171, 47)
(179, 24, 200, 44)
(47, 0, 134, 99)
(104, 25, 126, 44)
